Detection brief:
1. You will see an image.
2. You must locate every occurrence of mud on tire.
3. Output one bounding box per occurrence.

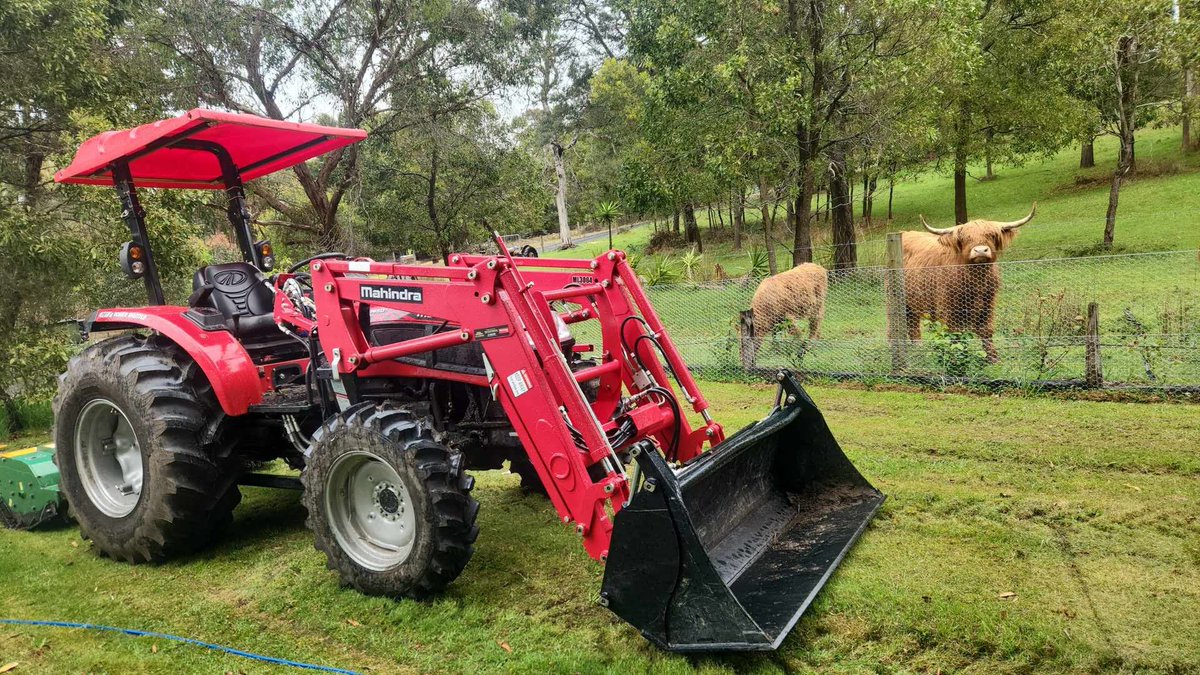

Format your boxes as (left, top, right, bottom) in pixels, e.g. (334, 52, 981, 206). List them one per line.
(53, 334, 240, 563)
(302, 403, 479, 598)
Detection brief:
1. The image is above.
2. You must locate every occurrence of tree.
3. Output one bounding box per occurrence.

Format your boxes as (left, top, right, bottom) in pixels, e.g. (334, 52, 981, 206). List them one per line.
(1059, 0, 1177, 247)
(933, 0, 1088, 224)
(152, 0, 526, 249)
(594, 200, 622, 249)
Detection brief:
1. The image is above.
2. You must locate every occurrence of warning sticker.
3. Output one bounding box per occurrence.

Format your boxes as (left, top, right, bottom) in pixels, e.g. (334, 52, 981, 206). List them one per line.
(473, 325, 511, 341)
(507, 369, 532, 397)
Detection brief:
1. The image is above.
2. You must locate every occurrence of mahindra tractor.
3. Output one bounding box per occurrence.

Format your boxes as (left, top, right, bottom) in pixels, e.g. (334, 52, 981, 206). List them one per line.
(31, 109, 882, 651)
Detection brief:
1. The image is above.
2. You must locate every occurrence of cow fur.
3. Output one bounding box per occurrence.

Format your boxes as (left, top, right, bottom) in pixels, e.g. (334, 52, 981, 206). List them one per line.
(746, 263, 828, 364)
(896, 207, 1035, 361)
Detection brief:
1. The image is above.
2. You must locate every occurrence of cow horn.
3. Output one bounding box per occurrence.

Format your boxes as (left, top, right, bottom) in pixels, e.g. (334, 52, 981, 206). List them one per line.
(920, 214, 955, 235)
(999, 202, 1037, 231)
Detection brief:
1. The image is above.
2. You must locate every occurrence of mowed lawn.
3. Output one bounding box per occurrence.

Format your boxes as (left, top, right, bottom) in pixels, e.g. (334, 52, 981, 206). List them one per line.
(2, 382, 1198, 674)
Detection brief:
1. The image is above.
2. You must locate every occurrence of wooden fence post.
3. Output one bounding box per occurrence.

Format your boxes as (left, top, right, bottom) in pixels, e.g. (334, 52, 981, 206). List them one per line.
(1085, 301, 1103, 388)
(885, 233, 908, 372)
(738, 310, 756, 372)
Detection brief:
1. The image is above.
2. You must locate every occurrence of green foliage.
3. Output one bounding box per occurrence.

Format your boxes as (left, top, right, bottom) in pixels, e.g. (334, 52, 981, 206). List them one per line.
(640, 254, 681, 286)
(746, 247, 770, 278)
(922, 318, 990, 378)
(679, 246, 703, 282)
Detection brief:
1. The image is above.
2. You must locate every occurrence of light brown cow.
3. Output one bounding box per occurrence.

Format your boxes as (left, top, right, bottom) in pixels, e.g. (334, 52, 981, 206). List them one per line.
(897, 203, 1037, 361)
(741, 263, 828, 366)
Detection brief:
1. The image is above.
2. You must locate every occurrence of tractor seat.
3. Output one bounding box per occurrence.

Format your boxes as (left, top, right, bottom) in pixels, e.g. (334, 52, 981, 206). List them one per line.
(189, 262, 278, 339)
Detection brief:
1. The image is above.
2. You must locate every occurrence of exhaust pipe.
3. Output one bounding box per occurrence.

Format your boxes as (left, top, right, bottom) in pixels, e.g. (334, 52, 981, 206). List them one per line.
(600, 373, 884, 651)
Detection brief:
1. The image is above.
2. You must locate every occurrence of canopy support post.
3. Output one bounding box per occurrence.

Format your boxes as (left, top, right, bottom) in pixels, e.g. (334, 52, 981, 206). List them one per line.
(173, 139, 262, 268)
(112, 163, 166, 306)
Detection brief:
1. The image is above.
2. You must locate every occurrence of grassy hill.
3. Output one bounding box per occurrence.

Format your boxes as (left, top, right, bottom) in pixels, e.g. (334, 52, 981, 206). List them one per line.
(551, 128, 1200, 388)
(553, 126, 1200, 269)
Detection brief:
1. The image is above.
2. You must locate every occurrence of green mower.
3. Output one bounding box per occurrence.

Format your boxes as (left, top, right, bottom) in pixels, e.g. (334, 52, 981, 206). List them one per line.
(0, 444, 66, 530)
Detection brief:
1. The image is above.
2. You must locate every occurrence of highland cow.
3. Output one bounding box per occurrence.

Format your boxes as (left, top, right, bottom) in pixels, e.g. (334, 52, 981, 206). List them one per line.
(897, 203, 1037, 361)
(741, 263, 828, 367)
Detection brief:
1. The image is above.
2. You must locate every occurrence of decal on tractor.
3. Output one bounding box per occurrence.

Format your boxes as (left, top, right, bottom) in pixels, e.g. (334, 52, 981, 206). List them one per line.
(359, 285, 424, 303)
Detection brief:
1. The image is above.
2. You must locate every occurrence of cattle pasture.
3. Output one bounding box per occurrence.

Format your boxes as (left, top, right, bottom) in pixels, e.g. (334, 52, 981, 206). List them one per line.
(1, 382, 1197, 673)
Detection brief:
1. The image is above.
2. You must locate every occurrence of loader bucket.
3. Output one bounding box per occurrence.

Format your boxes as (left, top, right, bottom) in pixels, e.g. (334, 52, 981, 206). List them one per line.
(600, 373, 883, 651)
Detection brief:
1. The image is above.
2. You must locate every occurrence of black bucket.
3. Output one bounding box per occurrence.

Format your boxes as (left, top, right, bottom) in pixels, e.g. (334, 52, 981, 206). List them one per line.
(600, 372, 884, 651)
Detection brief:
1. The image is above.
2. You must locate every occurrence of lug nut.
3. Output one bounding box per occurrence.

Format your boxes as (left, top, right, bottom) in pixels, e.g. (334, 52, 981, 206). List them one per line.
(777, 371, 786, 381)
(324, 283, 334, 292)
(604, 483, 614, 494)
(607, 252, 616, 261)
(786, 394, 797, 405)
(487, 259, 497, 269)
(576, 524, 585, 535)
(467, 270, 478, 280)
(590, 260, 599, 269)
(480, 293, 491, 304)
(451, 255, 460, 263)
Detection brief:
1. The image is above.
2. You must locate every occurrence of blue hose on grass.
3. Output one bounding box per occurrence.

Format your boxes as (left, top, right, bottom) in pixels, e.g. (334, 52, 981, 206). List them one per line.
(0, 618, 360, 674)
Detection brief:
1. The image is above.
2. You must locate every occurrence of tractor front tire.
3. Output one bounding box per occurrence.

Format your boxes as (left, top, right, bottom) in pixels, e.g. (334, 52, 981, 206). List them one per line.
(302, 404, 478, 598)
(53, 335, 240, 563)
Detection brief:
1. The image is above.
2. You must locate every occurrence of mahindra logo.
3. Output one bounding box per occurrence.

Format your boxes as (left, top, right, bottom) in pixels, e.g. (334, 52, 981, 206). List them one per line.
(360, 285, 424, 304)
(214, 270, 248, 286)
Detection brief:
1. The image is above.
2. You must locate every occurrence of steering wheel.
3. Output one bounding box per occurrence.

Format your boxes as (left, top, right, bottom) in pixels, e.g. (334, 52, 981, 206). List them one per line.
(287, 252, 350, 274)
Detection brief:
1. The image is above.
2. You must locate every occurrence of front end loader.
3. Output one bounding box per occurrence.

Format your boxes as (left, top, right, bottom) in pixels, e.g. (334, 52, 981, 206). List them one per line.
(44, 109, 882, 651)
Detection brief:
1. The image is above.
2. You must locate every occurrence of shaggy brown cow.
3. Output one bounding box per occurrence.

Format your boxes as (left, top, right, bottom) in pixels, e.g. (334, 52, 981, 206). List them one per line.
(897, 203, 1037, 361)
(741, 263, 828, 366)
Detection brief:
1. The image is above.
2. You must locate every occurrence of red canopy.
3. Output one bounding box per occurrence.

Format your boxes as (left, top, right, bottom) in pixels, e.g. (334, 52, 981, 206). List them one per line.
(54, 108, 367, 189)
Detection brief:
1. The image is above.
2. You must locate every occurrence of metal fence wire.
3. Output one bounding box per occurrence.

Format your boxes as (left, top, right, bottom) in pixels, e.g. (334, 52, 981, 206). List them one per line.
(633, 249, 1200, 390)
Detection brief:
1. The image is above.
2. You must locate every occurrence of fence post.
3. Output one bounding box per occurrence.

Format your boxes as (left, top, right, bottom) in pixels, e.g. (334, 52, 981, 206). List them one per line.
(1085, 301, 1103, 388)
(738, 310, 756, 372)
(885, 233, 908, 372)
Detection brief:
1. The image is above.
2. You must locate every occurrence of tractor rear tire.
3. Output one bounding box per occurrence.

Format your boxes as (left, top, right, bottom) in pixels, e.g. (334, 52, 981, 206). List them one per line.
(302, 403, 478, 598)
(53, 334, 240, 563)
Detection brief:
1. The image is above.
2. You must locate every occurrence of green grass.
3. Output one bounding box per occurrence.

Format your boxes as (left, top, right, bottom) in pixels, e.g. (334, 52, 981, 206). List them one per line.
(2, 383, 1198, 673)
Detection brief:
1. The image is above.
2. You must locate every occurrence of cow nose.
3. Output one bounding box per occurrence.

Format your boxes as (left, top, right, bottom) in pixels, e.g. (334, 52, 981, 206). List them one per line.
(971, 245, 992, 258)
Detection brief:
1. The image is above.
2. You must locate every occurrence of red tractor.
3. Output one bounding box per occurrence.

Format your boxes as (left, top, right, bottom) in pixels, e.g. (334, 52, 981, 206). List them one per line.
(50, 109, 882, 651)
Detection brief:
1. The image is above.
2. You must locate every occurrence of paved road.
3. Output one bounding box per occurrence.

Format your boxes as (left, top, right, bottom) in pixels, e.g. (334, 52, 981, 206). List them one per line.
(536, 220, 653, 253)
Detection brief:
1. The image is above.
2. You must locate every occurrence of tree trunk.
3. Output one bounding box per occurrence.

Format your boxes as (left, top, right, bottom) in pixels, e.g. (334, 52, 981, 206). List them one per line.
(427, 136, 448, 261)
(887, 174, 895, 220)
(757, 176, 778, 275)
(716, 201, 725, 229)
(829, 146, 857, 270)
(672, 209, 680, 233)
(1080, 136, 1095, 168)
(683, 203, 703, 253)
(1105, 36, 1139, 248)
(552, 141, 572, 247)
(954, 103, 970, 224)
(861, 171, 869, 226)
(984, 128, 995, 180)
(953, 164, 968, 224)
(733, 188, 745, 250)
(1186, 68, 1196, 150)
(0, 389, 22, 435)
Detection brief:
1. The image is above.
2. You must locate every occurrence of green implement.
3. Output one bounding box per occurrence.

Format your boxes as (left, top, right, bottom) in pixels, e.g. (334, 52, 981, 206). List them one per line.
(0, 444, 66, 530)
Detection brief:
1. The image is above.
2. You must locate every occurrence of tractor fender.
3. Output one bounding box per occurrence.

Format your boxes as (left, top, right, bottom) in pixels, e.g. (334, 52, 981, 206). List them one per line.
(86, 306, 263, 416)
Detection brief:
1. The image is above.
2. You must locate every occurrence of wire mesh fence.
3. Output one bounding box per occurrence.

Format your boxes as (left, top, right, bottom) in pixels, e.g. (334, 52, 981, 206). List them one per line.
(632, 249, 1200, 390)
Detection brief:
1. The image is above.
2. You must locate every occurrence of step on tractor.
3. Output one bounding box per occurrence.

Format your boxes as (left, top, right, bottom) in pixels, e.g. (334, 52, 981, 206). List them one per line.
(36, 109, 883, 651)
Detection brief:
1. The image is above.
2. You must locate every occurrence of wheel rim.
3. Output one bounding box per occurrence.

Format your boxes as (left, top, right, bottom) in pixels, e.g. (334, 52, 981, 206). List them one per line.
(324, 451, 417, 571)
(74, 397, 143, 518)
